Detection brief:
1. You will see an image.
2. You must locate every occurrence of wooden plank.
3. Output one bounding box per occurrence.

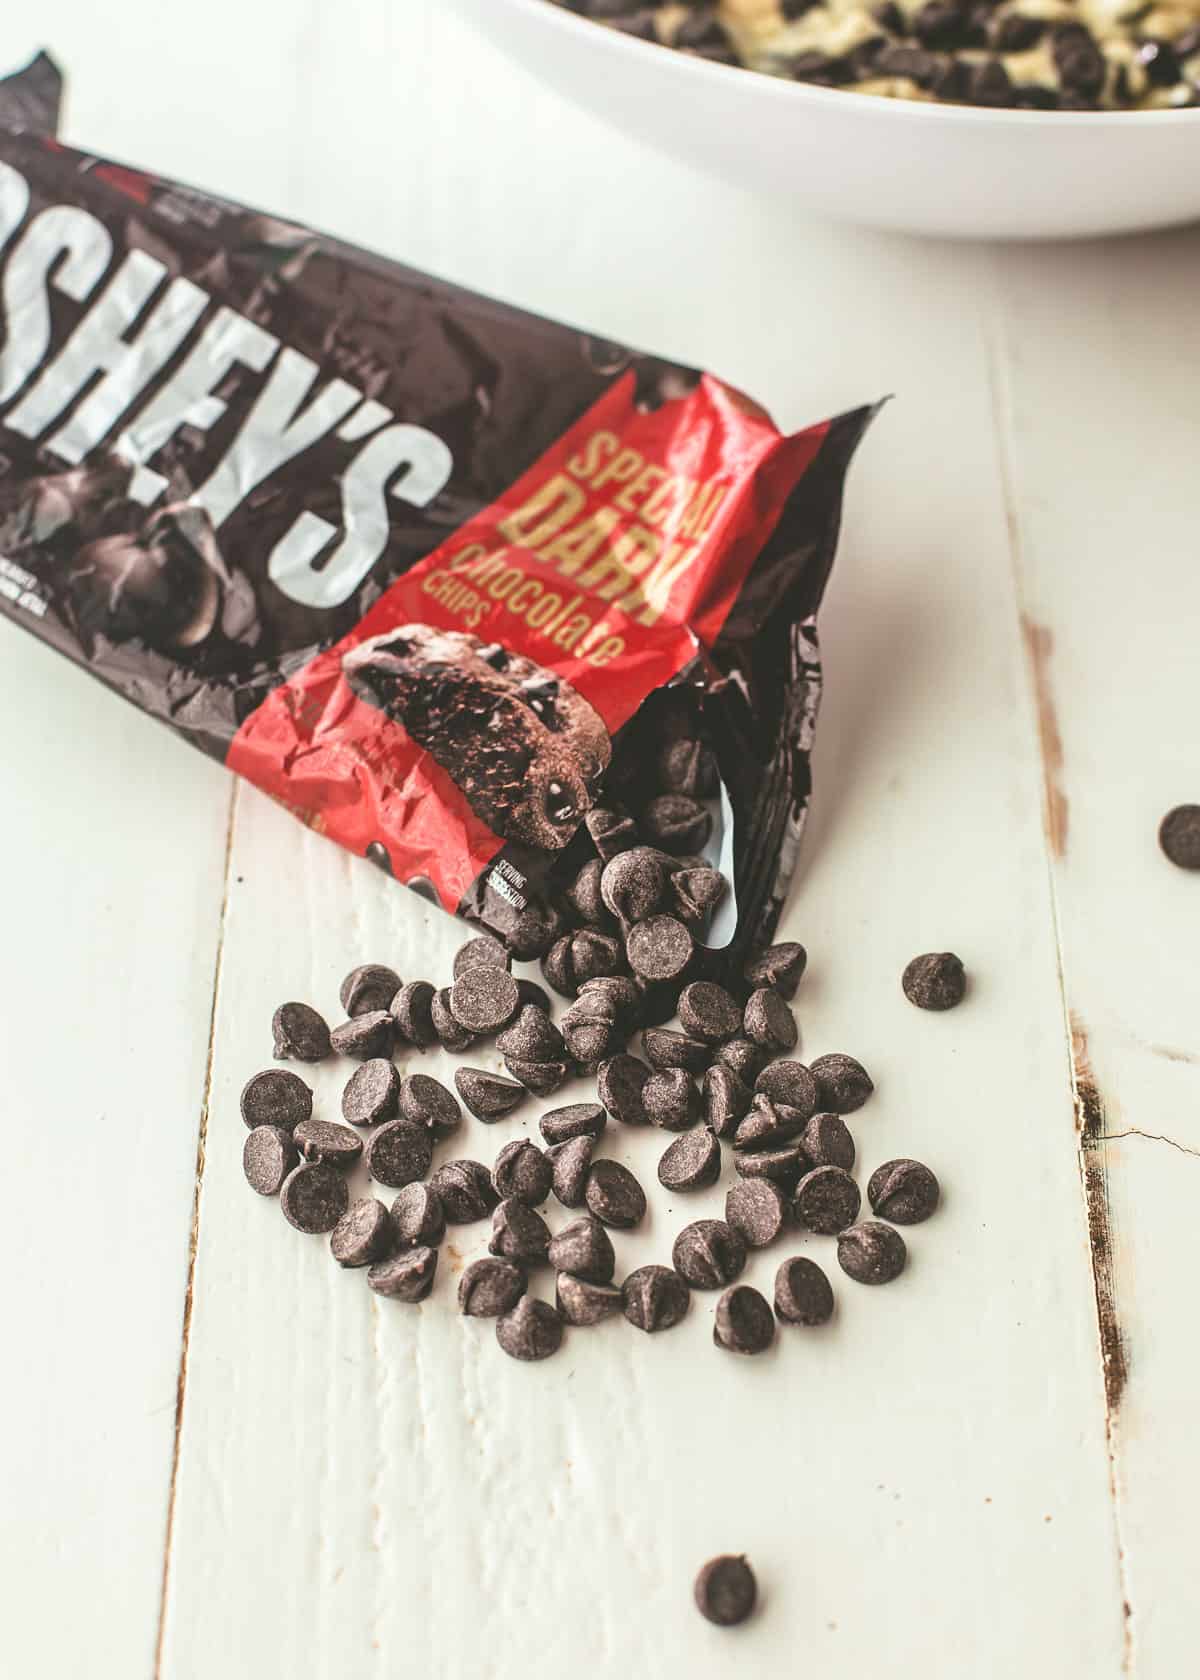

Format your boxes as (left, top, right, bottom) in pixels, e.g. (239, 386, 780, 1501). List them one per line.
(990, 228, 1200, 1679)
(158, 9, 1128, 1676)
(0, 622, 233, 1677)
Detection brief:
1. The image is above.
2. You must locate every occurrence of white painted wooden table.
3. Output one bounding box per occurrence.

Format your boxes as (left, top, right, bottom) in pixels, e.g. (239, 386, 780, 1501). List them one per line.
(1, 4, 1196, 1676)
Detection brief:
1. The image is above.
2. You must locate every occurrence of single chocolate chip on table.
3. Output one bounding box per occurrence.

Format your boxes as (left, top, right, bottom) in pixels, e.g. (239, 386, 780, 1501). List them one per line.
(643, 1027, 711, 1075)
(431, 987, 475, 1052)
(340, 963, 402, 1016)
(243, 1125, 298, 1196)
(548, 1136, 596, 1208)
(295, 1118, 364, 1169)
(703, 1064, 752, 1138)
(272, 1001, 331, 1062)
(429, 1159, 499, 1223)
(714, 1284, 775, 1355)
(868, 1158, 940, 1224)
(678, 981, 742, 1045)
(330, 1010, 395, 1060)
(744, 941, 806, 999)
(643, 1068, 700, 1131)
(743, 987, 798, 1053)
(241, 1068, 312, 1131)
(838, 1220, 907, 1285)
(489, 1198, 551, 1264)
(672, 1219, 746, 1289)
(454, 1067, 526, 1121)
(600, 846, 670, 924)
(810, 1053, 874, 1114)
(449, 965, 520, 1035)
(543, 929, 624, 996)
(390, 1181, 446, 1248)
(390, 980, 437, 1049)
(725, 1179, 789, 1248)
(280, 1161, 349, 1233)
(793, 1165, 861, 1234)
(400, 1073, 461, 1133)
(539, 1102, 607, 1145)
(492, 1140, 553, 1207)
(503, 1056, 570, 1097)
(564, 857, 615, 929)
(734, 1145, 806, 1189)
(496, 1296, 563, 1361)
(694, 1554, 757, 1627)
(754, 1059, 818, 1118)
(801, 1112, 856, 1171)
(585, 1159, 647, 1228)
(1159, 805, 1200, 870)
(625, 914, 694, 983)
(459, 1256, 526, 1317)
(598, 1053, 651, 1125)
(714, 1037, 769, 1082)
(556, 1273, 624, 1326)
(733, 1092, 807, 1151)
(561, 1011, 622, 1072)
(368, 1245, 438, 1301)
(659, 1125, 722, 1191)
(547, 1213, 615, 1283)
(576, 975, 643, 1027)
(364, 1119, 432, 1189)
(622, 1264, 690, 1331)
(902, 952, 967, 1011)
(342, 1058, 402, 1127)
(670, 866, 727, 929)
(330, 1197, 393, 1267)
(497, 1005, 565, 1064)
(774, 1256, 835, 1326)
(453, 934, 510, 976)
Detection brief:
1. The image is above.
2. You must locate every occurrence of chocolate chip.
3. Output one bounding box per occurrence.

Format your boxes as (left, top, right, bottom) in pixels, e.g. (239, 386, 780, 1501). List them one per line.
(991, 10, 1043, 49)
(272, 1001, 331, 1062)
(789, 47, 840, 82)
(492, 1139, 552, 1206)
(744, 941, 806, 1000)
(703, 1064, 752, 1139)
(240, 1068, 312, 1131)
(838, 1220, 907, 1284)
(669, 866, 727, 930)
(459, 1257, 526, 1317)
(774, 1256, 835, 1325)
(341, 1058, 402, 1127)
(547, 1212, 615, 1282)
(516, 978, 555, 1015)
(734, 1093, 807, 1152)
(1159, 805, 1200, 870)
(449, 966, 520, 1036)
(626, 914, 694, 983)
(743, 988, 797, 1053)
(363, 1119, 432, 1188)
(600, 846, 670, 924)
(1052, 21, 1105, 95)
(452, 934, 510, 977)
(431, 987, 475, 1052)
(556, 1273, 624, 1326)
(725, 1179, 789, 1248)
(597, 1053, 651, 1125)
(902, 951, 967, 1011)
(390, 1181, 446, 1247)
(754, 1060, 817, 1117)
(585, 1159, 647, 1228)
(585, 806, 638, 860)
(576, 975, 643, 1026)
(489, 1197, 551, 1264)
(659, 1125, 722, 1191)
(339, 963, 401, 1016)
(429, 1159, 499, 1223)
(330, 1196, 393, 1267)
(714, 1284, 775, 1355)
(295, 1117, 364, 1169)
(672, 1219, 746, 1289)
(497, 1007, 563, 1069)
(801, 1112, 856, 1171)
(390, 980, 437, 1049)
(548, 1136, 596, 1208)
(694, 1555, 757, 1626)
(368, 1245, 438, 1301)
(810, 1053, 874, 1114)
(330, 1010, 396, 1060)
(505, 901, 565, 961)
(399, 1072, 461, 1134)
(540, 1102, 607, 1145)
(561, 1009, 623, 1072)
(868, 1158, 940, 1224)
(714, 1037, 770, 1083)
(643, 1027, 711, 1074)
(642, 793, 712, 854)
(243, 1125, 298, 1196)
(734, 1145, 806, 1189)
(967, 55, 1015, 104)
(622, 1264, 690, 1331)
(656, 737, 718, 797)
(543, 929, 624, 996)
(678, 981, 742, 1044)
(911, 0, 966, 45)
(280, 1161, 349, 1233)
(453, 1067, 527, 1121)
(503, 1057, 571, 1096)
(496, 1296, 563, 1360)
(564, 858, 616, 929)
(643, 1068, 700, 1132)
(793, 1166, 861, 1234)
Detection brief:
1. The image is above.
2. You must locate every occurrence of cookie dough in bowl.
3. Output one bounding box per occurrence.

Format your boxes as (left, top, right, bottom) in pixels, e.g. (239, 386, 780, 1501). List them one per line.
(561, 0, 1200, 109)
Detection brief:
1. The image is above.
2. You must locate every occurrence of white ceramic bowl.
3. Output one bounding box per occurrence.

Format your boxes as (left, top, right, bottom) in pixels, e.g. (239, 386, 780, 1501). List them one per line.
(452, 0, 1200, 239)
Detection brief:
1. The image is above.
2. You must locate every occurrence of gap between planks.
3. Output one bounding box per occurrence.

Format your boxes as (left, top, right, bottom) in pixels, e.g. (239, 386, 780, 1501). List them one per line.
(984, 277, 1136, 1677)
(153, 781, 241, 1679)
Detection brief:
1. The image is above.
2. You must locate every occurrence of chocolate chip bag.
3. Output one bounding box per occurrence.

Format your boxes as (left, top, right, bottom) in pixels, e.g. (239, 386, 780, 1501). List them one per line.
(0, 117, 878, 966)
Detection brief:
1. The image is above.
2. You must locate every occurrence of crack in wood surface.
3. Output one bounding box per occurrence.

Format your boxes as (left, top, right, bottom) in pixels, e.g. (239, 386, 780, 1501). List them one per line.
(1099, 1129, 1200, 1161)
(153, 784, 240, 1679)
(1020, 616, 1070, 859)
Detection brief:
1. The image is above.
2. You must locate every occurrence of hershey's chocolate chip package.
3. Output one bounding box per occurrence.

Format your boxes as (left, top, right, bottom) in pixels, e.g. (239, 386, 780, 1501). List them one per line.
(0, 72, 877, 965)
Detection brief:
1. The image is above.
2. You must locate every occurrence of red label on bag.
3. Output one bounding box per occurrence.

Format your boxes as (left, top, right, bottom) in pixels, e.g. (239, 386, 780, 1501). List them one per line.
(228, 373, 827, 910)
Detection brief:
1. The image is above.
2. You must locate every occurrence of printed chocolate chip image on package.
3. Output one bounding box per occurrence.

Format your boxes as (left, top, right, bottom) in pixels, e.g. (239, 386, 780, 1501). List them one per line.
(0, 92, 879, 970)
